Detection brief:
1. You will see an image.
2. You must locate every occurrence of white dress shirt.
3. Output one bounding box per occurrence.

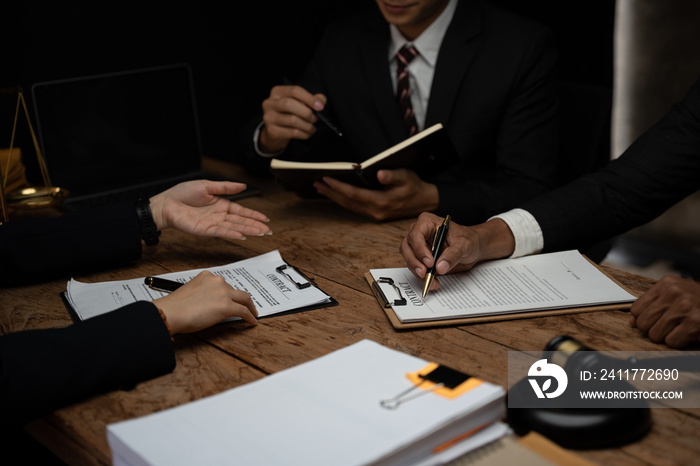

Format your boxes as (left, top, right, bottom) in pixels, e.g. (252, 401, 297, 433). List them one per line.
(491, 208, 544, 258)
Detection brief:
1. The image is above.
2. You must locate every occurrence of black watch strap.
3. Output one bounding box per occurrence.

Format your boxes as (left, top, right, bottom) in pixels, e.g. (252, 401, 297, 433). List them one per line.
(135, 198, 161, 245)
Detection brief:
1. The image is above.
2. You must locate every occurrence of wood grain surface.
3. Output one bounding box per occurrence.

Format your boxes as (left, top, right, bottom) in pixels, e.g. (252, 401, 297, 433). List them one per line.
(3, 158, 699, 466)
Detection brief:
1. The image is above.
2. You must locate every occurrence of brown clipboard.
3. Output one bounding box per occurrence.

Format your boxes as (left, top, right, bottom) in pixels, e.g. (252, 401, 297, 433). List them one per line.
(365, 258, 641, 330)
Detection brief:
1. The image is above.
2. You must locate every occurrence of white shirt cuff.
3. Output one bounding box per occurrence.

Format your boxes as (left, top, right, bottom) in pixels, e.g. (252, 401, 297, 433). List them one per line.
(253, 121, 283, 157)
(490, 208, 543, 258)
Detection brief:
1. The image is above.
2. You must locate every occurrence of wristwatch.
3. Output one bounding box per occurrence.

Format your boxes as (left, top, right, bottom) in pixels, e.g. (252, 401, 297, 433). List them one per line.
(134, 198, 161, 245)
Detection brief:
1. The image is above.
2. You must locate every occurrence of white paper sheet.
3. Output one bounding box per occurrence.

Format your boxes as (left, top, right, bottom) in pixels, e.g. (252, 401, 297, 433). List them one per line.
(66, 250, 331, 321)
(107, 340, 506, 466)
(371, 250, 637, 323)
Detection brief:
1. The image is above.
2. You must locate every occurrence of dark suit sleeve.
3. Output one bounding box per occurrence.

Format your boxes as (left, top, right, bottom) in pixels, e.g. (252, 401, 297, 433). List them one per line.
(0, 302, 175, 431)
(0, 202, 143, 286)
(431, 18, 559, 224)
(521, 77, 700, 253)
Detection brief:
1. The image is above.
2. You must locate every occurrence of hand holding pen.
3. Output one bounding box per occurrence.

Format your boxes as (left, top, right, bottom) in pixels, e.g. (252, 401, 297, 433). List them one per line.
(282, 78, 342, 137)
(422, 215, 450, 298)
(258, 79, 342, 154)
(400, 212, 518, 292)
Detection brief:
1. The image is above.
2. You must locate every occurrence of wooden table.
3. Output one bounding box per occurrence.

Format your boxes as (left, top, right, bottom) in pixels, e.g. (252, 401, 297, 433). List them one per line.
(3, 158, 699, 465)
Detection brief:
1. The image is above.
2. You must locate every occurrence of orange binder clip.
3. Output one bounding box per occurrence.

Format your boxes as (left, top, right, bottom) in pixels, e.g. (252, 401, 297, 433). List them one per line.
(380, 362, 483, 409)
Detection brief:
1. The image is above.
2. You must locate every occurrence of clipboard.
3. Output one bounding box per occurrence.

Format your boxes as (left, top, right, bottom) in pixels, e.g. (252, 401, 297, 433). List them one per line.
(61, 255, 338, 324)
(365, 257, 641, 330)
(262, 262, 339, 318)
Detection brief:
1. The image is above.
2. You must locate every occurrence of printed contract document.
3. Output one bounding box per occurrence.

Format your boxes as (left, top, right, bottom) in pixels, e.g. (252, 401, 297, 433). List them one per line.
(66, 250, 332, 321)
(370, 250, 637, 323)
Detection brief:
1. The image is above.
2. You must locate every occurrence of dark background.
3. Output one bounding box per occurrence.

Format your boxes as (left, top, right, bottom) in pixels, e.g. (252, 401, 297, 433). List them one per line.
(2, 0, 615, 182)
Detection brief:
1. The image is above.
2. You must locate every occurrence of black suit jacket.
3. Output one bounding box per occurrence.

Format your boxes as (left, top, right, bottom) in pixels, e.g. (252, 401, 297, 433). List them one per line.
(0, 302, 175, 431)
(1, 203, 175, 431)
(250, 0, 559, 224)
(521, 76, 700, 252)
(0, 202, 142, 286)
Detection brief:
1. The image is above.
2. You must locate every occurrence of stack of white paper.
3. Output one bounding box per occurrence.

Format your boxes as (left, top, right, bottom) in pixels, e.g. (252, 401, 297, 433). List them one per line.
(107, 340, 506, 466)
(65, 250, 332, 321)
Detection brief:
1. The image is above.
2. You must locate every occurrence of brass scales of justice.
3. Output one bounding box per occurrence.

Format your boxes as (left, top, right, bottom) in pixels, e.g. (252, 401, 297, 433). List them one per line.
(1, 86, 68, 223)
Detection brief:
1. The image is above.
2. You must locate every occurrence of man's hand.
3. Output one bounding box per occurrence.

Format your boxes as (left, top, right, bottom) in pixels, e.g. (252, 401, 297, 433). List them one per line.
(630, 275, 700, 348)
(259, 84, 327, 154)
(400, 213, 516, 292)
(313, 168, 439, 221)
(154, 271, 259, 333)
(149, 180, 271, 241)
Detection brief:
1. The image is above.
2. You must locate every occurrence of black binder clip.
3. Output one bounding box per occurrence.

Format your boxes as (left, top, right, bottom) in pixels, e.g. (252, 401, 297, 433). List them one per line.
(276, 264, 311, 289)
(380, 364, 472, 410)
(372, 277, 407, 308)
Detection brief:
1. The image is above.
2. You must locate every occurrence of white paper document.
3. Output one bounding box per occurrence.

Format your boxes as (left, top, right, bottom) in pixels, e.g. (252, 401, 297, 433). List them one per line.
(371, 250, 637, 323)
(66, 250, 332, 321)
(107, 340, 506, 466)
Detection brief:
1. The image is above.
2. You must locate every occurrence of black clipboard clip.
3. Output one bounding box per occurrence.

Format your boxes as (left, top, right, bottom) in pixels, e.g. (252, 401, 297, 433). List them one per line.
(372, 277, 407, 308)
(276, 264, 312, 289)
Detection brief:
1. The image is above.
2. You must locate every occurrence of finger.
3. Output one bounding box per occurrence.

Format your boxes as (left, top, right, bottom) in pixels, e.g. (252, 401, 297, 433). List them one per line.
(226, 202, 270, 223)
(193, 211, 270, 239)
(317, 177, 390, 215)
(219, 218, 271, 237)
(377, 168, 415, 186)
(644, 293, 700, 348)
(271, 85, 326, 111)
(286, 86, 326, 112)
(231, 290, 259, 324)
(405, 213, 443, 267)
(662, 317, 700, 349)
(263, 112, 318, 139)
(630, 277, 680, 331)
(629, 283, 662, 319)
(318, 176, 368, 199)
(199, 219, 267, 240)
(399, 234, 426, 279)
(645, 308, 682, 343)
(632, 298, 666, 334)
(314, 178, 369, 213)
(233, 289, 259, 318)
(376, 169, 400, 186)
(434, 248, 457, 275)
(203, 180, 247, 197)
(266, 86, 325, 123)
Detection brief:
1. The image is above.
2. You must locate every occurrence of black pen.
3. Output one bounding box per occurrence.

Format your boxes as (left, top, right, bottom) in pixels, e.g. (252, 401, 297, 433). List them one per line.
(145, 276, 183, 293)
(283, 78, 343, 137)
(422, 215, 451, 298)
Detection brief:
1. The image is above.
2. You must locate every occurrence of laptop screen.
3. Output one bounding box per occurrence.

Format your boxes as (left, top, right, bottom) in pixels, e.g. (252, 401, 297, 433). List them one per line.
(31, 64, 203, 200)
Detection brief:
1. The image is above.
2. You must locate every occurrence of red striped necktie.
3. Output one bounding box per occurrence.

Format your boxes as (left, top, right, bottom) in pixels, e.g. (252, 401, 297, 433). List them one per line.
(396, 44, 420, 136)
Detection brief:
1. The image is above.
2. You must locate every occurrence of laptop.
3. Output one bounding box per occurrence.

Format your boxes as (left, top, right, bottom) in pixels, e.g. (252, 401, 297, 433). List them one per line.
(31, 63, 257, 209)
